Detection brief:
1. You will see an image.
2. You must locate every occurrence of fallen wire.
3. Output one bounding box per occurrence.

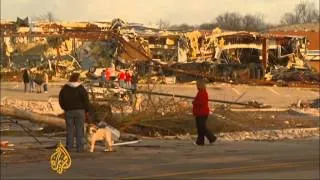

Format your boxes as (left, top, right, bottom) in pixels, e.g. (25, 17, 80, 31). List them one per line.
(1, 120, 42, 144)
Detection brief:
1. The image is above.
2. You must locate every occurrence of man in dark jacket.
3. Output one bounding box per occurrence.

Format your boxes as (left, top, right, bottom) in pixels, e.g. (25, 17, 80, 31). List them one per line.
(59, 72, 89, 152)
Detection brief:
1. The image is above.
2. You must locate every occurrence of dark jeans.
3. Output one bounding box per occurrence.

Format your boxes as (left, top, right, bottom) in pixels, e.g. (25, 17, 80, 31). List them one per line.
(195, 116, 215, 145)
(43, 83, 48, 92)
(24, 82, 29, 92)
(65, 110, 85, 152)
(29, 80, 35, 92)
(131, 83, 137, 93)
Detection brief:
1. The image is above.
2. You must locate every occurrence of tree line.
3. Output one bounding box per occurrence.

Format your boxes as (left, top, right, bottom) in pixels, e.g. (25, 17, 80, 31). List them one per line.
(32, 1, 319, 32)
(164, 1, 319, 32)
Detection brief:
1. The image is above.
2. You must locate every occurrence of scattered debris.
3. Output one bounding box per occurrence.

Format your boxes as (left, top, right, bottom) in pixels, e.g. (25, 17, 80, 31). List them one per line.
(270, 66, 319, 83)
(112, 140, 141, 146)
(0, 98, 63, 116)
(1, 141, 9, 148)
(161, 128, 319, 141)
(246, 100, 272, 108)
(289, 99, 320, 117)
(1, 19, 319, 86)
(217, 128, 319, 141)
(289, 108, 320, 117)
(0, 141, 15, 153)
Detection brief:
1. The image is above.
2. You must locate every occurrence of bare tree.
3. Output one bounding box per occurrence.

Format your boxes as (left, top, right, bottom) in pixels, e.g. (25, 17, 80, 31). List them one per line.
(242, 14, 266, 31)
(215, 12, 243, 30)
(281, 1, 319, 25)
(281, 12, 297, 25)
(45, 12, 55, 23)
(199, 23, 216, 30)
(33, 11, 56, 23)
(295, 1, 319, 23)
(214, 12, 267, 31)
(157, 19, 170, 30)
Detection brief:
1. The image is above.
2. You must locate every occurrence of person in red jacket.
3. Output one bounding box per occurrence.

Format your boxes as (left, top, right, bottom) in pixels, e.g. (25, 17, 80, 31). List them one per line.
(105, 68, 111, 87)
(105, 68, 111, 81)
(118, 70, 126, 88)
(125, 70, 131, 89)
(192, 79, 217, 145)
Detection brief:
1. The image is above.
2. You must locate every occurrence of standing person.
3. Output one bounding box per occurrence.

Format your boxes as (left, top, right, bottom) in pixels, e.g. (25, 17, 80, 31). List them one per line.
(59, 72, 89, 152)
(34, 73, 43, 93)
(125, 70, 131, 89)
(192, 80, 217, 145)
(22, 69, 30, 93)
(118, 70, 126, 88)
(105, 68, 111, 81)
(100, 70, 106, 87)
(29, 72, 35, 93)
(131, 71, 138, 93)
(105, 68, 111, 87)
(43, 71, 49, 93)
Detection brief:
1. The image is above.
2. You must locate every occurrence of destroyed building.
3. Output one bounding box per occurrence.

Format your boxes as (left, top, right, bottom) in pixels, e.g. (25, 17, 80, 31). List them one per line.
(266, 23, 320, 72)
(1, 18, 318, 84)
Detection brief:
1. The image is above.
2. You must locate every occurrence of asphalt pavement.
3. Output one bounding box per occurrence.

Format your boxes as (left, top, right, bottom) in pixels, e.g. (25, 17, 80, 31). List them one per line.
(1, 137, 319, 179)
(1, 82, 319, 108)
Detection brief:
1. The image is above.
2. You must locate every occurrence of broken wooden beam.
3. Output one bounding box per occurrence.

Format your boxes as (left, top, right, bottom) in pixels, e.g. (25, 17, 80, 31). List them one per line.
(0, 106, 138, 140)
(0, 106, 66, 129)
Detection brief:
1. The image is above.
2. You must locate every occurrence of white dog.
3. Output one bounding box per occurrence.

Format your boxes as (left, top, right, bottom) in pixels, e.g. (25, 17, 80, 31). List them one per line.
(86, 123, 120, 153)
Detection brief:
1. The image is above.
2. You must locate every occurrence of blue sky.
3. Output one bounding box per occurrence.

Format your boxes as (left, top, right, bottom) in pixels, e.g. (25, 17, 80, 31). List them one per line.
(1, 0, 319, 25)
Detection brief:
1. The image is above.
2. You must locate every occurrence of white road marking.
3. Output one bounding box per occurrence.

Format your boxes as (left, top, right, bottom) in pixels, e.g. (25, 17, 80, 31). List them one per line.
(267, 87, 280, 96)
(231, 88, 241, 95)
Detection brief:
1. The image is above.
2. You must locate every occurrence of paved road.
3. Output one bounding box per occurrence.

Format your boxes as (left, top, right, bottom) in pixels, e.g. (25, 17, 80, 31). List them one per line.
(1, 137, 319, 179)
(1, 82, 318, 108)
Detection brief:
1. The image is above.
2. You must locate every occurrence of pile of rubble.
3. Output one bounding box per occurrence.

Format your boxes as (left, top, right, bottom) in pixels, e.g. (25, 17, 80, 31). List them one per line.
(217, 128, 319, 141)
(269, 66, 320, 83)
(162, 128, 319, 141)
(289, 99, 320, 117)
(2, 17, 319, 86)
(291, 99, 320, 109)
(0, 97, 63, 116)
(0, 68, 21, 81)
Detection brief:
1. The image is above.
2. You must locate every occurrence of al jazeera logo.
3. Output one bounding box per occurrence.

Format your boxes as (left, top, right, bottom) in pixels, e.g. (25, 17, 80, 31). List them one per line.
(50, 141, 72, 174)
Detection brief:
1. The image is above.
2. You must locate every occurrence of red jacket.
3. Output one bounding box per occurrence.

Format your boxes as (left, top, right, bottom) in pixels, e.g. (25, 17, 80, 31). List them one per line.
(125, 72, 131, 82)
(105, 68, 111, 80)
(192, 89, 210, 116)
(119, 71, 126, 80)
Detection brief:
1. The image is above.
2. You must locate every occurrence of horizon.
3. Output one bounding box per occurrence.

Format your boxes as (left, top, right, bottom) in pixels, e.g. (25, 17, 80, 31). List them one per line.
(1, 0, 319, 26)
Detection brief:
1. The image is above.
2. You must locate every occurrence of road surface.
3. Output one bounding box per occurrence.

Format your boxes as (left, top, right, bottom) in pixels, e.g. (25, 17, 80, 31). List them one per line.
(1, 82, 319, 108)
(1, 82, 319, 179)
(1, 137, 319, 179)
